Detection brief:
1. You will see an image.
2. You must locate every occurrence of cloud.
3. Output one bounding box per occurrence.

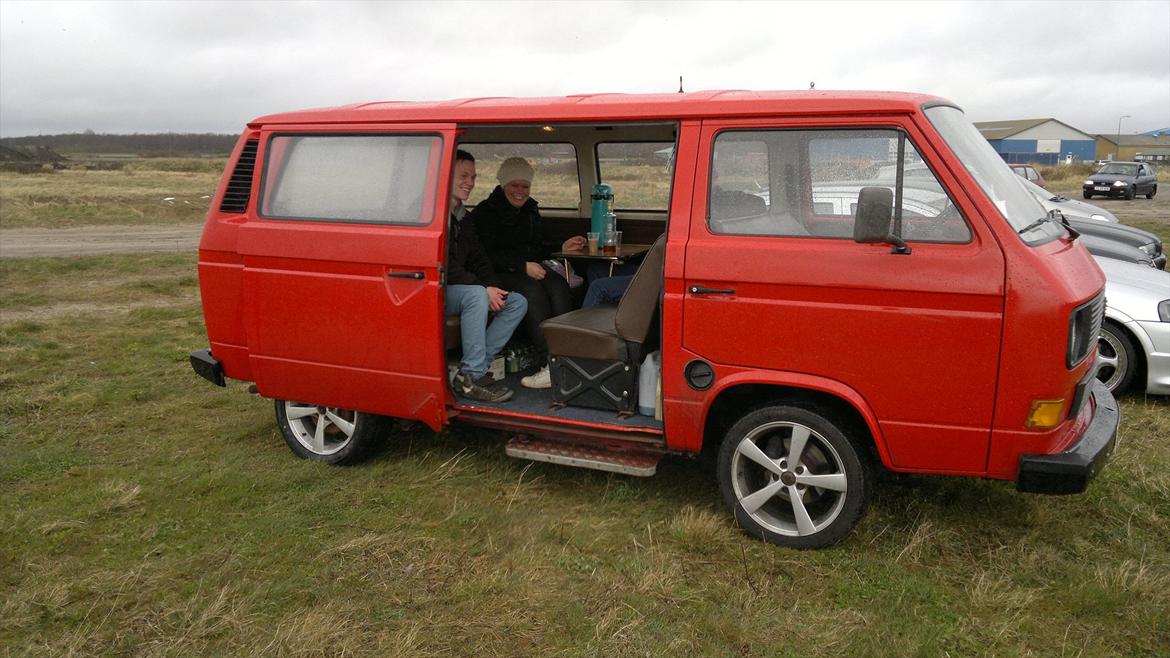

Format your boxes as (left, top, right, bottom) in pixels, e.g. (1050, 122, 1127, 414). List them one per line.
(1, 0, 1167, 136)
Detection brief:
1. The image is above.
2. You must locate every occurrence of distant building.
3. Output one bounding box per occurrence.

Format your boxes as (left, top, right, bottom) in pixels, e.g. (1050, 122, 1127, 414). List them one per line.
(1139, 128, 1169, 137)
(974, 118, 1096, 165)
(1095, 134, 1170, 161)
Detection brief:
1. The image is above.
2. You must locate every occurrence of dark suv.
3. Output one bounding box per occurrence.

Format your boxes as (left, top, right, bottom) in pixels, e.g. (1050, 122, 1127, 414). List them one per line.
(1083, 161, 1158, 199)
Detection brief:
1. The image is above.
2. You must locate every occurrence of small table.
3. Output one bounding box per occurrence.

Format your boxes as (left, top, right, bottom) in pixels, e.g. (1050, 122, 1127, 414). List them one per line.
(551, 243, 652, 277)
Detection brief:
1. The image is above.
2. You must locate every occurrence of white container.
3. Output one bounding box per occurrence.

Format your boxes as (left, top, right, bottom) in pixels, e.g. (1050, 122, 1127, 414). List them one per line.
(638, 351, 661, 416)
(489, 355, 506, 381)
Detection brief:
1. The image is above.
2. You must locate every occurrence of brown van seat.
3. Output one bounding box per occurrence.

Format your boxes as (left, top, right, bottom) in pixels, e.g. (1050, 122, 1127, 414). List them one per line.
(541, 306, 626, 361)
(541, 235, 666, 362)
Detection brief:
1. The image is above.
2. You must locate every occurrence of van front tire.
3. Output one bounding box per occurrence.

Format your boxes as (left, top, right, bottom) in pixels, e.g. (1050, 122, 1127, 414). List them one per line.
(1096, 323, 1137, 394)
(717, 405, 871, 549)
(275, 400, 387, 464)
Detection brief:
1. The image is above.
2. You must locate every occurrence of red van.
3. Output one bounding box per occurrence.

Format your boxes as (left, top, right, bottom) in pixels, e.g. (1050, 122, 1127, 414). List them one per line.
(191, 91, 1118, 548)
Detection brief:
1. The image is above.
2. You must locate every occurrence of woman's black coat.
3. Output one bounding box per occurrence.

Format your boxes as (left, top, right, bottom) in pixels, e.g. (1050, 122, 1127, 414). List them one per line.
(470, 185, 547, 274)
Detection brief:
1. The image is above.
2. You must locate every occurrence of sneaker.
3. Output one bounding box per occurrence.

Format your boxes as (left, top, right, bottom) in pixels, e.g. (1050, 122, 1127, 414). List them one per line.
(454, 370, 513, 402)
(521, 365, 552, 389)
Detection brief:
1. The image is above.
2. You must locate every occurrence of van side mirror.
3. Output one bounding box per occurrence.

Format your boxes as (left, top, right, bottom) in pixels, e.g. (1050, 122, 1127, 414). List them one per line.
(853, 187, 911, 255)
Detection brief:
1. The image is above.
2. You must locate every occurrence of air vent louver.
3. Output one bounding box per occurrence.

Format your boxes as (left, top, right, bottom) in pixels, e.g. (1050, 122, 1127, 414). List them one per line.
(218, 139, 259, 213)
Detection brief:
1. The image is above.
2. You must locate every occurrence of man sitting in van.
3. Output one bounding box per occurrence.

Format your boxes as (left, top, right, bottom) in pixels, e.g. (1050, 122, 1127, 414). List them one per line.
(446, 149, 528, 403)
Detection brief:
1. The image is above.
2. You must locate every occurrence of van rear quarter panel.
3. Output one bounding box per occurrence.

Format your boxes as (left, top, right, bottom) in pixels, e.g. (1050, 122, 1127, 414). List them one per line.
(198, 132, 256, 380)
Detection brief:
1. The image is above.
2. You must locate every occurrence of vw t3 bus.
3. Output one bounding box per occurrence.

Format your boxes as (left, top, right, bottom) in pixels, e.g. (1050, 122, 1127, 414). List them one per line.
(191, 91, 1117, 548)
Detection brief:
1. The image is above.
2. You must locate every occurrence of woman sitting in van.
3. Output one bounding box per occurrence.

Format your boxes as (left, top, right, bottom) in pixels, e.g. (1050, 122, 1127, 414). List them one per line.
(472, 157, 586, 389)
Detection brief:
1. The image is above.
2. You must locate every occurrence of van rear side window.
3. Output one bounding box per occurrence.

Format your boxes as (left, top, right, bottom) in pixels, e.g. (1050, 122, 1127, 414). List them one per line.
(261, 134, 442, 224)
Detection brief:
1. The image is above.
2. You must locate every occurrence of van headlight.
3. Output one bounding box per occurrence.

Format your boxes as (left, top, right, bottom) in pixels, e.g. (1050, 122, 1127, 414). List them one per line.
(1084, 180, 1095, 185)
(1113, 181, 1127, 187)
(1089, 214, 1108, 221)
(1159, 300, 1170, 322)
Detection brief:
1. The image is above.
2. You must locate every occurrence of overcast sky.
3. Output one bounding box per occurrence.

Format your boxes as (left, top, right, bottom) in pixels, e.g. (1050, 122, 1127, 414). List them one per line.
(1, 0, 1167, 138)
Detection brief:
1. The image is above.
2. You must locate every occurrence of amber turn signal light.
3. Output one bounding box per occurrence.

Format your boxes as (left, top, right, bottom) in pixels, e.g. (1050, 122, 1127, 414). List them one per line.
(1025, 399, 1066, 429)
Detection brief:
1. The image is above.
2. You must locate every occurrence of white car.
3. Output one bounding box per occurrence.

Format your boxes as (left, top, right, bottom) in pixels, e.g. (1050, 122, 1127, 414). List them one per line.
(1094, 256, 1170, 395)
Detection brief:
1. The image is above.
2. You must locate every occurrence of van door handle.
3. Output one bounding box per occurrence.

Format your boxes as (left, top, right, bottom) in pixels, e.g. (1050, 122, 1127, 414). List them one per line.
(689, 286, 735, 295)
(387, 271, 425, 280)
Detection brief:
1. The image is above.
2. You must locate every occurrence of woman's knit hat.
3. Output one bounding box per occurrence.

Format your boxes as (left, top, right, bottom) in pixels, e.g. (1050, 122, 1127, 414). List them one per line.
(497, 157, 534, 185)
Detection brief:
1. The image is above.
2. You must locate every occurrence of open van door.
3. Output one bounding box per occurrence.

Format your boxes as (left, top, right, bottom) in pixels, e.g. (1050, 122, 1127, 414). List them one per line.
(236, 124, 456, 430)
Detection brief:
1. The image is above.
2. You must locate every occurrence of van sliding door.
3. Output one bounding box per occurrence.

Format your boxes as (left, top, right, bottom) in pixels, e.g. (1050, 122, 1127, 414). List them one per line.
(237, 124, 457, 430)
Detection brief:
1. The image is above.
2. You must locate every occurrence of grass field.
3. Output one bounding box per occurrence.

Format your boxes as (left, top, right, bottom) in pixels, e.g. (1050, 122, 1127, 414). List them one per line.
(3, 265, 1170, 656)
(2, 159, 1169, 656)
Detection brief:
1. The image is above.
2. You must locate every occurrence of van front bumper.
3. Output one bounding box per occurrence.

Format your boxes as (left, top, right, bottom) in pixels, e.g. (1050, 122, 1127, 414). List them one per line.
(1016, 380, 1118, 494)
(190, 348, 226, 387)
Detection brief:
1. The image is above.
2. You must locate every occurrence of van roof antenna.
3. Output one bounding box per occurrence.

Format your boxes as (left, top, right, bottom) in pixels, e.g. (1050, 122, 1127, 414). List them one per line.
(679, 76, 684, 94)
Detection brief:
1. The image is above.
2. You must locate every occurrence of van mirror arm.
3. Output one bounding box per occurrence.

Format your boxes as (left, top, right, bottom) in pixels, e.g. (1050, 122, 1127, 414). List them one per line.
(887, 235, 912, 255)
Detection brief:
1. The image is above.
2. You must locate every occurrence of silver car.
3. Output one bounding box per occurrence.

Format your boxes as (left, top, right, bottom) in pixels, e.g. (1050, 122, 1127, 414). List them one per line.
(1094, 256, 1170, 396)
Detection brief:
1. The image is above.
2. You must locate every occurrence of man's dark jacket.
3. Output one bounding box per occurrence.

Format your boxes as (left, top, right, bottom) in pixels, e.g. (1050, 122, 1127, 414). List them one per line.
(447, 206, 500, 287)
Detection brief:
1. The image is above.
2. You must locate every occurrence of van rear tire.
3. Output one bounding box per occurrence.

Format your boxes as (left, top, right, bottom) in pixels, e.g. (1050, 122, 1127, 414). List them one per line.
(275, 400, 387, 464)
(717, 405, 872, 549)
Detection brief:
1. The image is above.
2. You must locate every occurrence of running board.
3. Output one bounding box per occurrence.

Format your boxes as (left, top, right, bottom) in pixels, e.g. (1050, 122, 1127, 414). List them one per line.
(505, 435, 661, 477)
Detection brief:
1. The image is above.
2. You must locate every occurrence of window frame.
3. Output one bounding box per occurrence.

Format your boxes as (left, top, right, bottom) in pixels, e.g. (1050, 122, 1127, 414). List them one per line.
(594, 140, 675, 214)
(258, 131, 444, 226)
(457, 141, 581, 211)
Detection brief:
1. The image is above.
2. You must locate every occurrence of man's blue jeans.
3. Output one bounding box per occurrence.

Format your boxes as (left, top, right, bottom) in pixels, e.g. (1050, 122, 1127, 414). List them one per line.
(445, 285, 527, 379)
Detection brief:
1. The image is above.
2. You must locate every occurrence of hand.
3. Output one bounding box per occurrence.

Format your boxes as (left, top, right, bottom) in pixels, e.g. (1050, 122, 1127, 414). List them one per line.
(486, 286, 508, 312)
(525, 262, 546, 280)
(562, 235, 587, 252)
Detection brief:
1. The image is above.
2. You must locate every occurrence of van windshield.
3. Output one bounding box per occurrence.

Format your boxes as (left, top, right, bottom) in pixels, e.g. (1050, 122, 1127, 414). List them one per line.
(925, 106, 1060, 243)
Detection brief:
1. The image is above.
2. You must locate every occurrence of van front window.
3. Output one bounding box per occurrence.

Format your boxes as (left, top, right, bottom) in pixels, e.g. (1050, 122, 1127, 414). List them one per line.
(925, 106, 1058, 243)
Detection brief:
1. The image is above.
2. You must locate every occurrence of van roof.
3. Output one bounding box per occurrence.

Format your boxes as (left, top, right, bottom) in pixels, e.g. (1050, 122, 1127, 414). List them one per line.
(250, 90, 951, 127)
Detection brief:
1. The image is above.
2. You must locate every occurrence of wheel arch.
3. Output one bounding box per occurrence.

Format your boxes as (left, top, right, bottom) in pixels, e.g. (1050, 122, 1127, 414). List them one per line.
(699, 374, 891, 470)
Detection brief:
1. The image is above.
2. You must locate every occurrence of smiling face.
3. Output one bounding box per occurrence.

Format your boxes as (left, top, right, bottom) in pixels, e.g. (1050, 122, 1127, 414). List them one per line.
(452, 159, 477, 203)
(502, 180, 531, 208)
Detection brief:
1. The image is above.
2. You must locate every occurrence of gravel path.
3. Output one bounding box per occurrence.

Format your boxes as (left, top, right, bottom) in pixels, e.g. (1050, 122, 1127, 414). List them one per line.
(0, 224, 202, 258)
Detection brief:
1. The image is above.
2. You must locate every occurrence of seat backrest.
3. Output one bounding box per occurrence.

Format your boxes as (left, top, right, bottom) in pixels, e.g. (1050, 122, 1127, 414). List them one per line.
(614, 235, 667, 345)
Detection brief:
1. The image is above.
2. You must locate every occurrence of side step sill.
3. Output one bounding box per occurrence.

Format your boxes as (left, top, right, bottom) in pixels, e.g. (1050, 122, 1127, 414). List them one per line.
(505, 435, 660, 477)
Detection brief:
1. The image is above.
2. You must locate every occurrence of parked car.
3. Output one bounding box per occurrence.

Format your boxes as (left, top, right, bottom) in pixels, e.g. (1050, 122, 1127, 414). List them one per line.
(1094, 256, 1170, 395)
(1016, 177, 1166, 269)
(191, 91, 1117, 549)
(1083, 161, 1158, 199)
(1018, 176, 1117, 223)
(1009, 164, 1046, 188)
(1079, 234, 1160, 268)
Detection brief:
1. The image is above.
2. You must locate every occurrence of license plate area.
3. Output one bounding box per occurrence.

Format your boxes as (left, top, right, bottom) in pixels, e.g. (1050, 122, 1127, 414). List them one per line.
(1094, 186, 1111, 192)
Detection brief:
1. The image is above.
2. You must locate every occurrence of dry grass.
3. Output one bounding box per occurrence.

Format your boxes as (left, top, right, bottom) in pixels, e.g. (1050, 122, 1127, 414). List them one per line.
(0, 164, 220, 228)
(1038, 162, 1097, 188)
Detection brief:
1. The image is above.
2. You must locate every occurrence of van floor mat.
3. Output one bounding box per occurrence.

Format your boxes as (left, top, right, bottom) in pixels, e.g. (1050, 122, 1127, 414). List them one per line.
(454, 372, 663, 430)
